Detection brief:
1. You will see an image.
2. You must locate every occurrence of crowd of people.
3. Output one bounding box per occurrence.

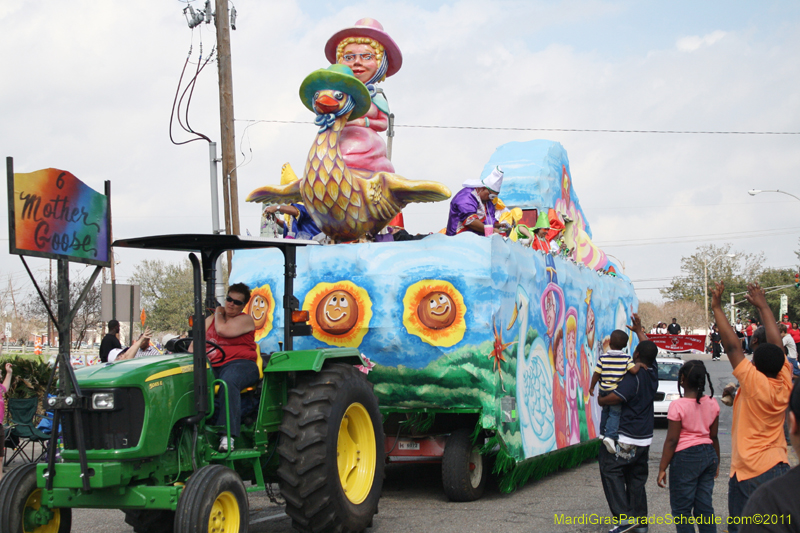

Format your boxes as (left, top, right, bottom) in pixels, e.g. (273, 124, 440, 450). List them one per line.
(595, 282, 799, 533)
(650, 319, 682, 335)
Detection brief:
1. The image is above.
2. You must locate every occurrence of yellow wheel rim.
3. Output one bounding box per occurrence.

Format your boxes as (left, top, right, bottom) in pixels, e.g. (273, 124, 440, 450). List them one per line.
(23, 489, 61, 533)
(208, 491, 240, 533)
(337, 402, 376, 505)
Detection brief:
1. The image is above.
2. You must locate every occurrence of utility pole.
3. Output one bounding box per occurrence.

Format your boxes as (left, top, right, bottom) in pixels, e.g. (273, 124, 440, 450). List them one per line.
(215, 0, 239, 273)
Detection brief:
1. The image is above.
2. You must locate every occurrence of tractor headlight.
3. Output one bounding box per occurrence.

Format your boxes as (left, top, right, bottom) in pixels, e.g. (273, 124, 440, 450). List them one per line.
(92, 392, 115, 410)
(665, 393, 680, 401)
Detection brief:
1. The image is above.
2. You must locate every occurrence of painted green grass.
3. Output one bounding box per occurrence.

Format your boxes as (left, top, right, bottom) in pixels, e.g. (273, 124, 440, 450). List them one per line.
(370, 327, 599, 492)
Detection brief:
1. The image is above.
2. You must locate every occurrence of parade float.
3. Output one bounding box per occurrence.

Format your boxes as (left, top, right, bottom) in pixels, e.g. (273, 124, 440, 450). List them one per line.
(237, 18, 638, 500)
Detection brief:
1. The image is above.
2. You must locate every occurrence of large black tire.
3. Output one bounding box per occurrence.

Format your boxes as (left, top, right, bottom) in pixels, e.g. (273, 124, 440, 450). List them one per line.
(441, 428, 487, 502)
(278, 363, 385, 533)
(123, 510, 175, 533)
(0, 463, 72, 533)
(174, 464, 248, 533)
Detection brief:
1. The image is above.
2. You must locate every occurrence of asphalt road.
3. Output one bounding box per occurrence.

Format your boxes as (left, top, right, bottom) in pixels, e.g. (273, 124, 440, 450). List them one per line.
(12, 352, 798, 533)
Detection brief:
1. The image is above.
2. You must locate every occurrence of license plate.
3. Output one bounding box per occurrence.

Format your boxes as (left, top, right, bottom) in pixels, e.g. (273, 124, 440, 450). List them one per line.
(398, 440, 420, 450)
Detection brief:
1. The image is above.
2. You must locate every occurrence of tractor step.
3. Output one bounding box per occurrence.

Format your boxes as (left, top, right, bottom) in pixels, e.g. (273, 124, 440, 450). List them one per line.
(211, 449, 262, 460)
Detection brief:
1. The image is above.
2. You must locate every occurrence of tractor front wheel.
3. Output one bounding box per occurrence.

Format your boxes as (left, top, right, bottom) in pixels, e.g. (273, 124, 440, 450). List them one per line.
(442, 428, 487, 502)
(278, 363, 385, 533)
(0, 463, 72, 533)
(173, 464, 248, 533)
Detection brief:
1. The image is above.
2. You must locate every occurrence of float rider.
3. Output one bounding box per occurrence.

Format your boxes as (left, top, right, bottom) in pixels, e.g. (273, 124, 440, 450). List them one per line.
(445, 166, 504, 236)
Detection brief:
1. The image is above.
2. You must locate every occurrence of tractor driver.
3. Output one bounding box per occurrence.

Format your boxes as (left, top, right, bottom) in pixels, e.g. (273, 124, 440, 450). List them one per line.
(194, 282, 260, 452)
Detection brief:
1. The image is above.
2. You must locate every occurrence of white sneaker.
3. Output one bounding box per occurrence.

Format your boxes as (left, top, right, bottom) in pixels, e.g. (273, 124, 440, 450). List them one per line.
(603, 437, 616, 454)
(219, 436, 234, 452)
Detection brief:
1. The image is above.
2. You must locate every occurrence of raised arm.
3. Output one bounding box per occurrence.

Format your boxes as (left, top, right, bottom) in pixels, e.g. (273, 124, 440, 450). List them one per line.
(626, 313, 649, 342)
(744, 282, 782, 346)
(213, 308, 255, 338)
(710, 281, 744, 369)
(2, 363, 13, 391)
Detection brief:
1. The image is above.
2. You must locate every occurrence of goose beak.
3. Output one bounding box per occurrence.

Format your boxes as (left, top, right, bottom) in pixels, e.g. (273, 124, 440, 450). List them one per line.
(315, 94, 339, 114)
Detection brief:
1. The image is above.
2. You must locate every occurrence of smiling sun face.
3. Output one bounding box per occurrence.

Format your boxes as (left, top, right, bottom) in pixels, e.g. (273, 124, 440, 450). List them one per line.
(304, 281, 372, 347)
(403, 280, 466, 347)
(316, 290, 359, 334)
(244, 285, 275, 341)
(418, 291, 456, 330)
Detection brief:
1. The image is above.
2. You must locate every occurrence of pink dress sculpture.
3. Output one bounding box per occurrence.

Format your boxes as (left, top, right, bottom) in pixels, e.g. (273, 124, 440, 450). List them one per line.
(325, 18, 402, 173)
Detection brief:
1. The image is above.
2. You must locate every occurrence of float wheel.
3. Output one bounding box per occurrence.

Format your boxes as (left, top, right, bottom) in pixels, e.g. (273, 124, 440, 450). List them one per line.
(442, 428, 487, 502)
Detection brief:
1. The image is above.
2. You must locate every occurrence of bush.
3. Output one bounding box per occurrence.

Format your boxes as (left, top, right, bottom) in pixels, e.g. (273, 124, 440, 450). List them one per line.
(0, 355, 56, 400)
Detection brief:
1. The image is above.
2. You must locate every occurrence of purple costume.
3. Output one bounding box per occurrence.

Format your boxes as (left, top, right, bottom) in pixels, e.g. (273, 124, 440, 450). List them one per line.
(445, 187, 497, 236)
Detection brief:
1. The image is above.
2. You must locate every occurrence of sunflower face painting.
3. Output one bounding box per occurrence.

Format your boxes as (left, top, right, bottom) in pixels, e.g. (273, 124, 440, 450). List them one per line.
(403, 280, 466, 347)
(304, 281, 372, 347)
(244, 285, 275, 341)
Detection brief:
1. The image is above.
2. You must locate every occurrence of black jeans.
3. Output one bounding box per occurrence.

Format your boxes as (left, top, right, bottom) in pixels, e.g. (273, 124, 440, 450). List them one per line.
(599, 444, 650, 524)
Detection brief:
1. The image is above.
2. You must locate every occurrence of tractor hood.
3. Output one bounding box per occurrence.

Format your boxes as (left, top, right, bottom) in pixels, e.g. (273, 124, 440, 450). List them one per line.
(73, 353, 199, 389)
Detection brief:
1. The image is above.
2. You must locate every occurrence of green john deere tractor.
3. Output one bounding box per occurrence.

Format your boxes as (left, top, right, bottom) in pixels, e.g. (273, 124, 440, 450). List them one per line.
(0, 234, 384, 533)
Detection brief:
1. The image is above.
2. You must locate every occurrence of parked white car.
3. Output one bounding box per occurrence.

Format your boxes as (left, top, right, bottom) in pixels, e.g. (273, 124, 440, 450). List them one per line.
(653, 356, 684, 418)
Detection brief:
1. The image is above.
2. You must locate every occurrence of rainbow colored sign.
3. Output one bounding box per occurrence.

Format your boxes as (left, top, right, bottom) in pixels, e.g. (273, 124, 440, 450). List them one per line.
(7, 162, 110, 266)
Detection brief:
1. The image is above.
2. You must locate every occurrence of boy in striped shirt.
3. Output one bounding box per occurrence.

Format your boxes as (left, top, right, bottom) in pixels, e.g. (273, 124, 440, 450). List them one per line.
(590, 330, 643, 454)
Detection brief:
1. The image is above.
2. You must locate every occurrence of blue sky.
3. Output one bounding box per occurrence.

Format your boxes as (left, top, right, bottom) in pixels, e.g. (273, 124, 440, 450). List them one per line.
(1, 0, 799, 310)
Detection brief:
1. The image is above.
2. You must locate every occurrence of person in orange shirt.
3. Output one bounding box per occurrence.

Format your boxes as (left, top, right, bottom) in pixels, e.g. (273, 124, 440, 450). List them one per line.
(710, 281, 793, 533)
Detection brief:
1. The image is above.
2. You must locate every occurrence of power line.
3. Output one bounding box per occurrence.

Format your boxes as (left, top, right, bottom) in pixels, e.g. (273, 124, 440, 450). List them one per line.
(235, 119, 800, 135)
(596, 226, 800, 248)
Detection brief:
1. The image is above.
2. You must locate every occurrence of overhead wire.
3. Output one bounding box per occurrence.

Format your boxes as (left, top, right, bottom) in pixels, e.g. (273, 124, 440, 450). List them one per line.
(169, 28, 215, 146)
(234, 119, 800, 136)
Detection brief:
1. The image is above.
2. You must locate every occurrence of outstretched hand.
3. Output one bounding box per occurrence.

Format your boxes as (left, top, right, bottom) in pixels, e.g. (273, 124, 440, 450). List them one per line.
(744, 282, 768, 309)
(710, 281, 725, 310)
(626, 313, 643, 334)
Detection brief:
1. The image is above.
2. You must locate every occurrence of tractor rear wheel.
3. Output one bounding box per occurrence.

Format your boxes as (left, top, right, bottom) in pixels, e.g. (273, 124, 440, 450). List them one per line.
(278, 363, 384, 533)
(0, 463, 72, 533)
(442, 428, 487, 502)
(173, 464, 248, 533)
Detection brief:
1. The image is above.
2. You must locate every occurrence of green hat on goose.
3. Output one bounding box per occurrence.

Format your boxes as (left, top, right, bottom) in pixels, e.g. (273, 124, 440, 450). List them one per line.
(299, 64, 371, 121)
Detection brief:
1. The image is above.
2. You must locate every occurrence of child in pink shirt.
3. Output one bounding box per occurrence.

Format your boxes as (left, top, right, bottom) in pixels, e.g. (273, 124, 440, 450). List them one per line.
(1, 362, 13, 481)
(657, 360, 720, 533)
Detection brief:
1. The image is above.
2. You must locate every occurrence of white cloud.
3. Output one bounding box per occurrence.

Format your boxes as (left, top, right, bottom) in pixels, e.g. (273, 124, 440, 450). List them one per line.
(1, 1, 799, 305)
(676, 30, 727, 52)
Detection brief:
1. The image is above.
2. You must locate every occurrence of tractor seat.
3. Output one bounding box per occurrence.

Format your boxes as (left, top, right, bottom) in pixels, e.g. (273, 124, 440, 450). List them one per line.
(213, 345, 269, 395)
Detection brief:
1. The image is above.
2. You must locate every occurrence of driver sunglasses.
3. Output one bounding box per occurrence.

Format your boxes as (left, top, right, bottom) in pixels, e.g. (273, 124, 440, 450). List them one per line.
(226, 296, 245, 306)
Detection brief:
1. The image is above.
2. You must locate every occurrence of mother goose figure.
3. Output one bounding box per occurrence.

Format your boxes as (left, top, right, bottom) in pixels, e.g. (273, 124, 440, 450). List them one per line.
(247, 65, 450, 242)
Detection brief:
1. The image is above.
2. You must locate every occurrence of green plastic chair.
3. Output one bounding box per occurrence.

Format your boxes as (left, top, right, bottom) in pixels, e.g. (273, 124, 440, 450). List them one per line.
(3, 397, 50, 466)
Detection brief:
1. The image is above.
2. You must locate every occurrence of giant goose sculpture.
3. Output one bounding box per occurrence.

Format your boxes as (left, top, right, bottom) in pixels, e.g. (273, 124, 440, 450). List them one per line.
(246, 65, 451, 241)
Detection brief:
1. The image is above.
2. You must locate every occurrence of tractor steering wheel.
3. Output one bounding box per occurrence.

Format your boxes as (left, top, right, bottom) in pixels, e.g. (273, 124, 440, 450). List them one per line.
(165, 337, 227, 362)
(205, 339, 227, 362)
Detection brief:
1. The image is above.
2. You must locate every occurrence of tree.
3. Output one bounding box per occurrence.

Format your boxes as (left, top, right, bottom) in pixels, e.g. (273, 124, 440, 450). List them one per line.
(661, 244, 765, 325)
(129, 259, 195, 334)
(22, 274, 101, 347)
(637, 300, 705, 334)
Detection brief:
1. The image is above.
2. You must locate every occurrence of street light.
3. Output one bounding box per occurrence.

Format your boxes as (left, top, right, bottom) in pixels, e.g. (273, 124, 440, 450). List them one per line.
(747, 189, 800, 202)
(703, 253, 735, 338)
(605, 253, 626, 275)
